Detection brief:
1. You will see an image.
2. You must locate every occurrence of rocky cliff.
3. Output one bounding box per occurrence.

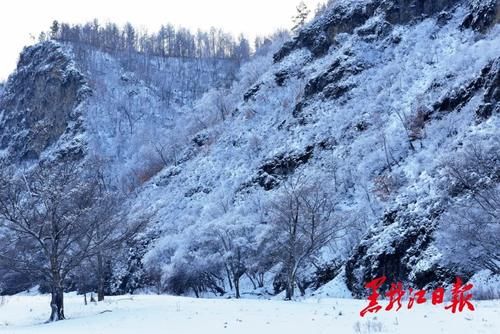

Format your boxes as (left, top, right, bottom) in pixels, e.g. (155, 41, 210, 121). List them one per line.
(0, 42, 90, 165)
(135, 0, 499, 296)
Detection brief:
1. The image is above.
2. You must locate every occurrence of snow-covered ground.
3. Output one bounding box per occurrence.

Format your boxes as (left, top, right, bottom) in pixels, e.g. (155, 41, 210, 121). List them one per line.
(0, 293, 498, 333)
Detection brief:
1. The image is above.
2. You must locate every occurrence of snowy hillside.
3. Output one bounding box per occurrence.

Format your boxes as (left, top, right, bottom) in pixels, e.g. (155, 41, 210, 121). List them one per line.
(70, 44, 239, 191)
(124, 0, 500, 298)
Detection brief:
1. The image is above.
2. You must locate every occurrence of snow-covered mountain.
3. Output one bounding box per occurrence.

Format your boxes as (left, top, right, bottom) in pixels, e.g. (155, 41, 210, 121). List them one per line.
(0, 0, 498, 298)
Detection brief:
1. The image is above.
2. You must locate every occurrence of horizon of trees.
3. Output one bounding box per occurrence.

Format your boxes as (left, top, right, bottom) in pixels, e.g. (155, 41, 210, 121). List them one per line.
(41, 19, 254, 62)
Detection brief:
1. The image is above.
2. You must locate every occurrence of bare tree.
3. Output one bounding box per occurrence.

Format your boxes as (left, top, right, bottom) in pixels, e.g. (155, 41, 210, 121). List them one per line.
(0, 162, 98, 321)
(0, 160, 144, 321)
(212, 221, 255, 299)
(437, 143, 500, 274)
(268, 175, 345, 299)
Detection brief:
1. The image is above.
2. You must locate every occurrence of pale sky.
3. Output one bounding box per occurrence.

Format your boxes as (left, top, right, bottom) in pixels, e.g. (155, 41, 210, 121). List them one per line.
(0, 0, 325, 81)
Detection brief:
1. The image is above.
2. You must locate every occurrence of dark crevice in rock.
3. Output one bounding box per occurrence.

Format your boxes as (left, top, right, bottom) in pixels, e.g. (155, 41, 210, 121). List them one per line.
(461, 0, 499, 33)
(238, 145, 315, 192)
(304, 57, 367, 100)
(243, 83, 262, 102)
(433, 58, 499, 119)
(274, 71, 289, 86)
(476, 58, 500, 120)
(256, 145, 314, 190)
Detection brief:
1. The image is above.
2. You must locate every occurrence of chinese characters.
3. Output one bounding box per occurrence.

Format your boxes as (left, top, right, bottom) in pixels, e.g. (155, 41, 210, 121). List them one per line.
(360, 277, 474, 317)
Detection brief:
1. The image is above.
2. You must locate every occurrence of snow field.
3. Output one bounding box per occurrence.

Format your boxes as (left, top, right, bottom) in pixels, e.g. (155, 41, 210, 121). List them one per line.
(0, 294, 498, 333)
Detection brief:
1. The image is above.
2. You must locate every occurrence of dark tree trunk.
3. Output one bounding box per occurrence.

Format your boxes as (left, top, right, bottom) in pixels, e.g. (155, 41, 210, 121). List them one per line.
(285, 282, 294, 300)
(49, 288, 65, 322)
(225, 265, 233, 291)
(296, 279, 306, 296)
(246, 273, 257, 290)
(257, 273, 265, 288)
(97, 253, 105, 302)
(285, 266, 295, 300)
(193, 287, 199, 298)
(234, 277, 240, 299)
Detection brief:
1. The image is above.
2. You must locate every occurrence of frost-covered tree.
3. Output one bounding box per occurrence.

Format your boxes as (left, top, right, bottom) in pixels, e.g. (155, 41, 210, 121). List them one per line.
(267, 175, 344, 299)
(235, 34, 251, 63)
(50, 20, 60, 39)
(0, 162, 103, 321)
(0, 160, 144, 320)
(50, 19, 248, 61)
(437, 143, 500, 274)
(208, 214, 257, 298)
(292, 1, 311, 33)
(161, 238, 226, 297)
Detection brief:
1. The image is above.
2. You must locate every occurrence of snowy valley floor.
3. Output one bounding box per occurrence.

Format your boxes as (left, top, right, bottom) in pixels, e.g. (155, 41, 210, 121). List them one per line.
(0, 293, 498, 334)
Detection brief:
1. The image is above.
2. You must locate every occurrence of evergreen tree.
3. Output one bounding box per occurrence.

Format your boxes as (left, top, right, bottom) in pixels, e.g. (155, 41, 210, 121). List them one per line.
(50, 20, 60, 39)
(292, 1, 311, 33)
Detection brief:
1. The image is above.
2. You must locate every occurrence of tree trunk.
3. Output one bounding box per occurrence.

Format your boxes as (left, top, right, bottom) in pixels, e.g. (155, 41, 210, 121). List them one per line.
(234, 277, 240, 299)
(97, 253, 105, 302)
(296, 279, 306, 296)
(49, 287, 65, 322)
(246, 273, 257, 290)
(258, 273, 265, 288)
(285, 267, 295, 300)
(285, 282, 293, 300)
(224, 265, 233, 291)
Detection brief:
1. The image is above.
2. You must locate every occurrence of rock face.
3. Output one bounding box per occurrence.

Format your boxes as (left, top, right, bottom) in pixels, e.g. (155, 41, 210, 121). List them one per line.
(254, 146, 314, 191)
(461, 0, 500, 32)
(345, 56, 500, 297)
(270, 0, 500, 297)
(476, 58, 500, 119)
(0, 41, 90, 164)
(434, 58, 500, 117)
(274, 0, 498, 63)
(344, 205, 456, 298)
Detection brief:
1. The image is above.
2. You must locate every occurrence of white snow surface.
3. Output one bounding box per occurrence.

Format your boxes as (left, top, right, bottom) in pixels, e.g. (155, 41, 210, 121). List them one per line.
(0, 293, 498, 334)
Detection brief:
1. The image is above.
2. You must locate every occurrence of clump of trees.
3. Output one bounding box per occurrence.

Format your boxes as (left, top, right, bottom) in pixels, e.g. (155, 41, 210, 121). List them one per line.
(145, 174, 348, 300)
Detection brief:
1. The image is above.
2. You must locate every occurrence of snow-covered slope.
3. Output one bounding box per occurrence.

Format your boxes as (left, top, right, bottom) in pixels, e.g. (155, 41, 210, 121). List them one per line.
(132, 0, 499, 296)
(0, 40, 242, 294)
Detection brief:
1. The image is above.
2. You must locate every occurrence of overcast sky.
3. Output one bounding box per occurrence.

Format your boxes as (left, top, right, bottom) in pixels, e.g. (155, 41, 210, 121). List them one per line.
(0, 0, 325, 81)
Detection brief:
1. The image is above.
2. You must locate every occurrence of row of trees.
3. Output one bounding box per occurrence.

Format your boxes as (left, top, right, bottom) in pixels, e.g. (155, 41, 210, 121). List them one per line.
(42, 20, 251, 62)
